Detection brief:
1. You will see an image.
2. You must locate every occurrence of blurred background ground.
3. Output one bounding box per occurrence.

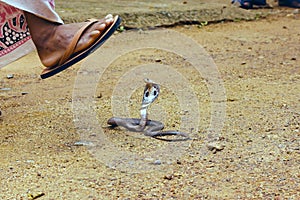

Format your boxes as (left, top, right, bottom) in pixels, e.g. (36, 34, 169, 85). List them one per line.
(55, 0, 285, 27)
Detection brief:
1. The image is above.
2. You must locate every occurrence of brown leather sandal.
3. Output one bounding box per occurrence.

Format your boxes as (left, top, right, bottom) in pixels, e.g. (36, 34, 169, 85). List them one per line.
(40, 15, 121, 79)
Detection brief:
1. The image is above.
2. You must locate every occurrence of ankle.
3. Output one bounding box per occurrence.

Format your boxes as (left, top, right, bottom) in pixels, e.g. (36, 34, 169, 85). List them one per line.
(25, 12, 56, 48)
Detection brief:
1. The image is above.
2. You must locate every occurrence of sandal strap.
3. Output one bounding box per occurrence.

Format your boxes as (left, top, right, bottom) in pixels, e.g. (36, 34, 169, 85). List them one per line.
(58, 19, 98, 66)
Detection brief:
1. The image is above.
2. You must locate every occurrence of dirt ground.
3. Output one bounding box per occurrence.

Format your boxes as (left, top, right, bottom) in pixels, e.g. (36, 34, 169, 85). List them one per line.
(0, 5, 300, 200)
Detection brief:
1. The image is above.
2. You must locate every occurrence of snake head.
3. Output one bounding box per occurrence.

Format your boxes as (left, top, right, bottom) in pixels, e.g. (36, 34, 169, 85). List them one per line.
(142, 78, 160, 105)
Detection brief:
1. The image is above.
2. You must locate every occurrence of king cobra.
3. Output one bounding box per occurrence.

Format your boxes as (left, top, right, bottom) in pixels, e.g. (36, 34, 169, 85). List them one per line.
(107, 79, 189, 140)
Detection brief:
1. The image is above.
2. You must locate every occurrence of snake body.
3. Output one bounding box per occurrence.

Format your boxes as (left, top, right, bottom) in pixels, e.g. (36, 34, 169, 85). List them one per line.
(107, 79, 189, 140)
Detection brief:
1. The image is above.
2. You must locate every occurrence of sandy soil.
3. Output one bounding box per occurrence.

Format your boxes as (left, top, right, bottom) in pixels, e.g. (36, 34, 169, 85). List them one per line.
(0, 8, 299, 200)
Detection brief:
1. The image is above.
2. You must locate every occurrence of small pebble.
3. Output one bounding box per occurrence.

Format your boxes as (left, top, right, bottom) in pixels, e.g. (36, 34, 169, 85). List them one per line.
(6, 74, 14, 79)
(96, 93, 102, 98)
(164, 174, 173, 180)
(74, 141, 94, 146)
(207, 142, 225, 153)
(144, 157, 154, 162)
(258, 55, 264, 59)
(154, 160, 162, 165)
(0, 87, 11, 91)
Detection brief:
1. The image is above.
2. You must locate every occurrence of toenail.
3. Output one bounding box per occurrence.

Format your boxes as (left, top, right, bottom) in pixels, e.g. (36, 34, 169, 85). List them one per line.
(99, 23, 106, 29)
(105, 14, 113, 19)
(105, 18, 113, 23)
(90, 30, 101, 36)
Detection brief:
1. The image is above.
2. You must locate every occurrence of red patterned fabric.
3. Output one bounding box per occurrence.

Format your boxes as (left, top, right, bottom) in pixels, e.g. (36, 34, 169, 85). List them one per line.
(0, 0, 56, 67)
(0, 3, 31, 57)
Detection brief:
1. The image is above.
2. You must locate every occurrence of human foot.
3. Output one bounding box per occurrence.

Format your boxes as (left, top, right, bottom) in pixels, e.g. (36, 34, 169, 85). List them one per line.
(24, 13, 114, 67)
(40, 15, 121, 79)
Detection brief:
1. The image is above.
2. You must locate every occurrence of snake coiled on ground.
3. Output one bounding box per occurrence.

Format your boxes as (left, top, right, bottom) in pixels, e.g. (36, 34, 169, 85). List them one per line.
(107, 79, 189, 141)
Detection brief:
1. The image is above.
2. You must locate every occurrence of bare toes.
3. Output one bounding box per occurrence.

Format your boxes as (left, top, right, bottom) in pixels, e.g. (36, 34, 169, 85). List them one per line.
(105, 14, 113, 19)
(105, 17, 114, 26)
(96, 23, 106, 32)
